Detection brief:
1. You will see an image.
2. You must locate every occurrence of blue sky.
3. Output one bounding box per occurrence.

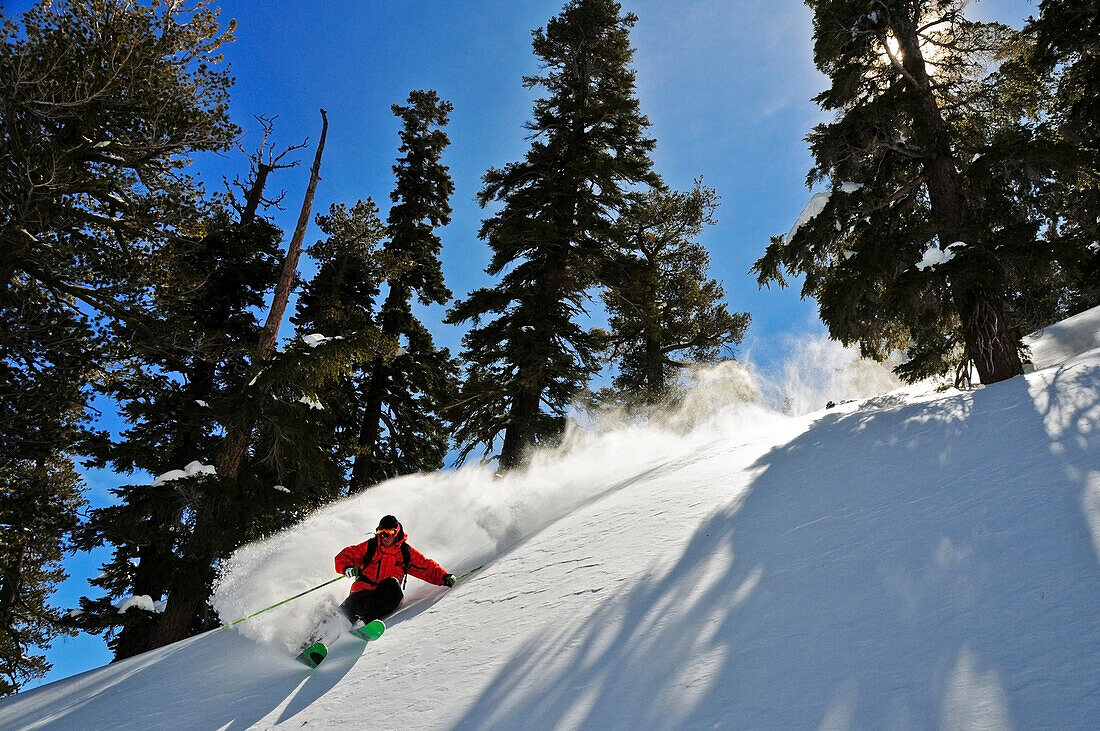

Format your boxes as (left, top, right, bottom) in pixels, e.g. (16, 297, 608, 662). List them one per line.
(7, 0, 1038, 690)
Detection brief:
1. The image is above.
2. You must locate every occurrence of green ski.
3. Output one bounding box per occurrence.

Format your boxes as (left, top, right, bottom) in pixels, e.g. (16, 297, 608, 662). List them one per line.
(294, 619, 384, 669)
(295, 641, 328, 668)
(349, 618, 386, 641)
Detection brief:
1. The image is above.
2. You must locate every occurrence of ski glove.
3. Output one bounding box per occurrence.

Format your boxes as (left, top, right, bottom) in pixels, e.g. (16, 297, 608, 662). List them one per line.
(442, 574, 456, 588)
(344, 567, 360, 579)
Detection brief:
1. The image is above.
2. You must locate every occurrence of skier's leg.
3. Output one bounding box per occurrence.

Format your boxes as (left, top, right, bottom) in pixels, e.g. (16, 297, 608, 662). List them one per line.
(337, 579, 403, 623)
(338, 589, 374, 624)
(370, 577, 404, 619)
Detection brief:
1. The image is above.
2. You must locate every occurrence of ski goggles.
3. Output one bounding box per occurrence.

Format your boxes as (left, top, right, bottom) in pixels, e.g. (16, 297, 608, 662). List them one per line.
(375, 527, 399, 538)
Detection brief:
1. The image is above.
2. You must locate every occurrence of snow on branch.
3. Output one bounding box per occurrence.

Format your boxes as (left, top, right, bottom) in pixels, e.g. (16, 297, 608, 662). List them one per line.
(152, 460, 217, 486)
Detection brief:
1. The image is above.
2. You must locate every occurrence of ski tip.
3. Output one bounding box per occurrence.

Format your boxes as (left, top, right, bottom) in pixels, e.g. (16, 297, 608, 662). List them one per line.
(295, 641, 328, 668)
(351, 619, 386, 641)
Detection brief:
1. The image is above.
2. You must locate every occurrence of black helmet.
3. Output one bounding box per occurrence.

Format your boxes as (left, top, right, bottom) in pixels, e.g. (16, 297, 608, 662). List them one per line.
(377, 514, 401, 531)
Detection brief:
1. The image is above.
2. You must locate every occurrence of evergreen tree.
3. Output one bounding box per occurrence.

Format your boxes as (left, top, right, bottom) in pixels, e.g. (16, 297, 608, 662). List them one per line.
(72, 126, 374, 657)
(0, 0, 234, 682)
(293, 199, 389, 479)
(0, 454, 82, 696)
(0, 0, 237, 326)
(349, 91, 458, 490)
(1031, 1, 1100, 146)
(69, 205, 284, 658)
(139, 111, 377, 651)
(754, 0, 1053, 384)
(1028, 1, 1100, 312)
(598, 183, 750, 408)
(447, 0, 658, 468)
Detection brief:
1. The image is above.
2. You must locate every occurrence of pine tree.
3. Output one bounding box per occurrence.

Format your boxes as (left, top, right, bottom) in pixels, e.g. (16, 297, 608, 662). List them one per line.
(0, 0, 235, 683)
(447, 0, 658, 468)
(0, 0, 237, 323)
(754, 0, 1052, 384)
(140, 111, 379, 651)
(293, 198, 389, 477)
(69, 203, 284, 658)
(71, 122, 374, 657)
(597, 183, 750, 409)
(0, 454, 82, 696)
(347, 91, 458, 490)
(1030, 1, 1100, 146)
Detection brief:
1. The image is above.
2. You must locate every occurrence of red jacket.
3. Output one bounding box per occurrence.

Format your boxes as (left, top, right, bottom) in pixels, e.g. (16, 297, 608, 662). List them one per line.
(335, 532, 447, 593)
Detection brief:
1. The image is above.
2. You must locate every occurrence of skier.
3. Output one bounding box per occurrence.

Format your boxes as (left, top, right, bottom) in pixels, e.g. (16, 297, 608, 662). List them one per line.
(334, 514, 456, 625)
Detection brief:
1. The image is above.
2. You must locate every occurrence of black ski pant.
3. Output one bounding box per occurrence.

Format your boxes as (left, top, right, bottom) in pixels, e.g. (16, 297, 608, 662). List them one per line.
(338, 577, 403, 624)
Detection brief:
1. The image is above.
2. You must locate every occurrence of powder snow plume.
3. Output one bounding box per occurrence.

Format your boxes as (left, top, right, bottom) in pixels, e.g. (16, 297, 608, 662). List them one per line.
(748, 329, 905, 415)
(212, 362, 793, 651)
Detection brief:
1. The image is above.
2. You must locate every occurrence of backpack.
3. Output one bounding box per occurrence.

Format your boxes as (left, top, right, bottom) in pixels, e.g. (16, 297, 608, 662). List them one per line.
(362, 536, 412, 589)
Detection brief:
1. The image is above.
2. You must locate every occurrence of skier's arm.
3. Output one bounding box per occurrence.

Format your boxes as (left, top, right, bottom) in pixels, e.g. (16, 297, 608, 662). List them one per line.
(405, 545, 448, 585)
(334, 542, 367, 575)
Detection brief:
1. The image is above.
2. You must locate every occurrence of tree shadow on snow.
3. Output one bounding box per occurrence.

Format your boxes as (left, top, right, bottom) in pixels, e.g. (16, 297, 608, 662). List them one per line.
(455, 370, 1100, 729)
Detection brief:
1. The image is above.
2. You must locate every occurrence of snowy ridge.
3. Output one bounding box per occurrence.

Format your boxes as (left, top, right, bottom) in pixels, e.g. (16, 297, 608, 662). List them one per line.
(2, 308, 1099, 729)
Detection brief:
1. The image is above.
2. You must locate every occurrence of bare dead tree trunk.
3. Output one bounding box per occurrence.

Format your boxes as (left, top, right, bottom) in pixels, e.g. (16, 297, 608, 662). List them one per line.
(255, 110, 328, 363)
(222, 108, 329, 480)
(241, 163, 274, 225)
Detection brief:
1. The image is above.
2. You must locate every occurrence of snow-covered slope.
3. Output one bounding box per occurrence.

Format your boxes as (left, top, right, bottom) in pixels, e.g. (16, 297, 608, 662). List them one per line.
(3, 308, 1099, 729)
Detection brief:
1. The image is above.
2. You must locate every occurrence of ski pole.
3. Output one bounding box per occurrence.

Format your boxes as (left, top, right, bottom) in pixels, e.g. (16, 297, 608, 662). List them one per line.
(456, 565, 484, 582)
(223, 575, 346, 628)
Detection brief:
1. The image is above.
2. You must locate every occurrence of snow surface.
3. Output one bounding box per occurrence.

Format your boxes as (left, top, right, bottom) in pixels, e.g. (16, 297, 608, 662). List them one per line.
(3, 308, 1100, 729)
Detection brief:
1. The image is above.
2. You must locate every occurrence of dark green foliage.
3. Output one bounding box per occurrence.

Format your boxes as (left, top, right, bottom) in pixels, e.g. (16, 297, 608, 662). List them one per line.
(69, 208, 284, 658)
(294, 92, 458, 492)
(0, 0, 238, 318)
(293, 199, 392, 478)
(296, 200, 388, 339)
(1030, 0, 1100, 146)
(72, 193, 378, 658)
(447, 0, 658, 468)
(754, 0, 1061, 384)
(348, 91, 459, 490)
(385, 91, 455, 307)
(0, 455, 82, 696)
(598, 183, 750, 408)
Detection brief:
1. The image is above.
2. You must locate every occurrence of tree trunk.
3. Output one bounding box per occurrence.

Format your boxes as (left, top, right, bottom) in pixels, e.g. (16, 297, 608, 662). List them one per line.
(645, 332, 664, 401)
(0, 544, 25, 626)
(500, 382, 541, 470)
(897, 22, 1022, 384)
(240, 163, 274, 225)
(350, 281, 408, 492)
(350, 357, 389, 492)
(953, 281, 1023, 383)
(642, 268, 664, 401)
(498, 168, 580, 470)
